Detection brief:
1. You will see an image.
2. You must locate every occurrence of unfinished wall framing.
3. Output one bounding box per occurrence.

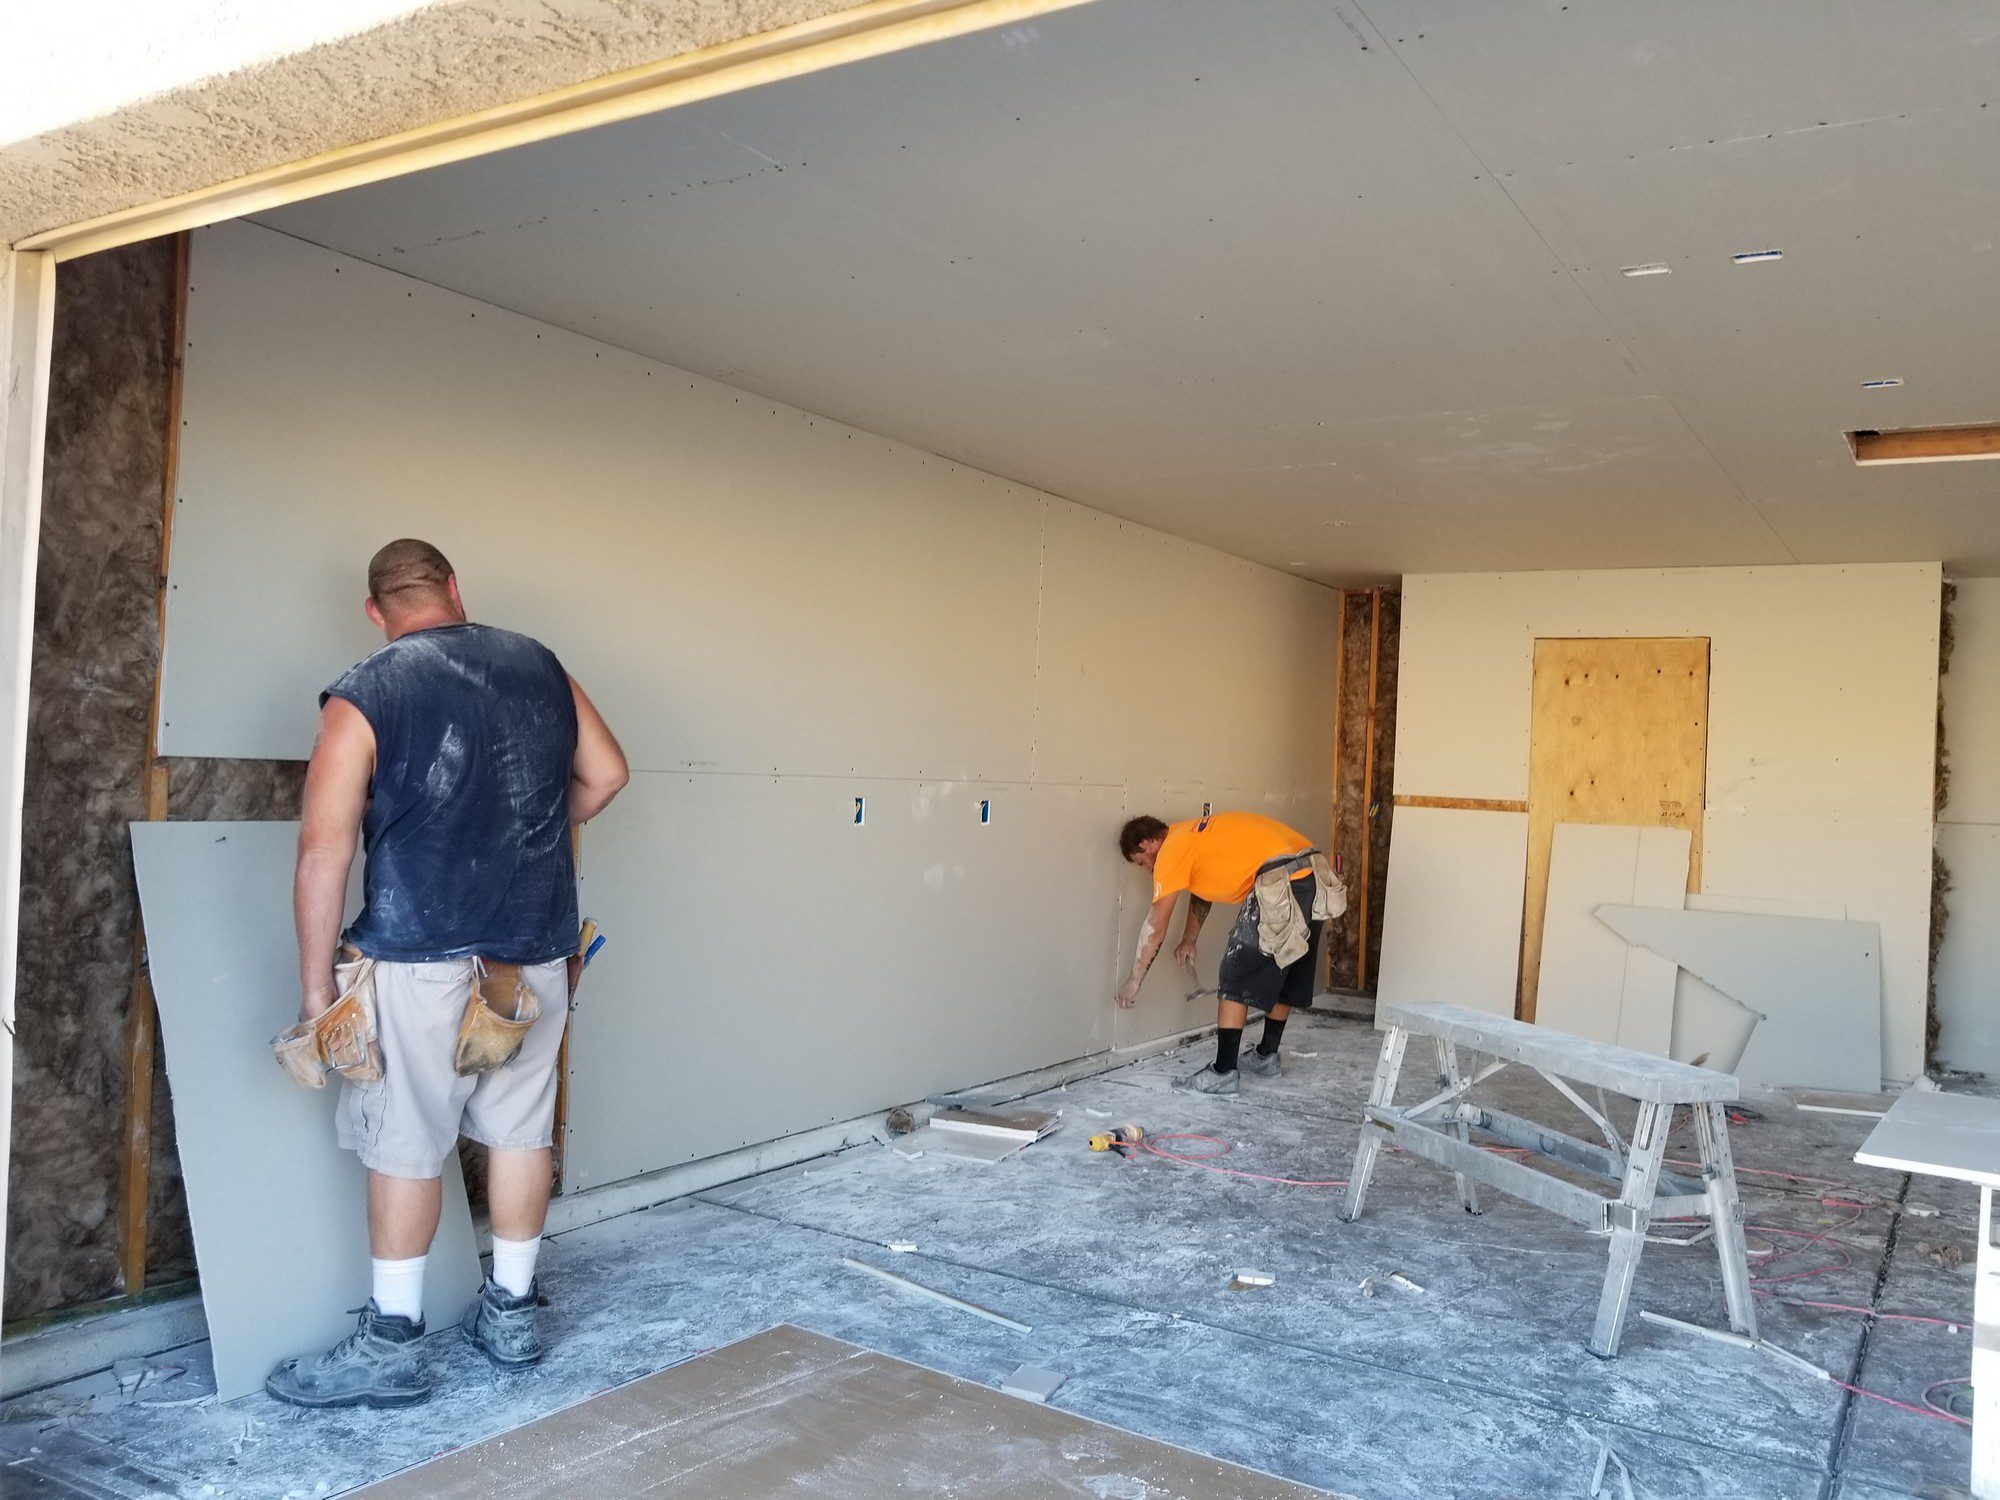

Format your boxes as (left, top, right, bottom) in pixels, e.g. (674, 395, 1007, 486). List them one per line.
(150, 221, 1336, 1197)
(1391, 566, 1941, 1084)
(7, 240, 305, 1323)
(1325, 588, 1399, 997)
(1935, 578, 2000, 1075)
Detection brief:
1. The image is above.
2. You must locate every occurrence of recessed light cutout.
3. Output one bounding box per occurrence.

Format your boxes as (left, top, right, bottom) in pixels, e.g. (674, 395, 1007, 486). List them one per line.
(1849, 423, 2000, 465)
(1620, 263, 1671, 277)
(1732, 249, 1784, 264)
(1860, 379, 1904, 390)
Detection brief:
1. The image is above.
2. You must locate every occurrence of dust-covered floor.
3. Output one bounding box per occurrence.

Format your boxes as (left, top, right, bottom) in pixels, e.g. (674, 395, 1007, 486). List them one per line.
(0, 1012, 1978, 1499)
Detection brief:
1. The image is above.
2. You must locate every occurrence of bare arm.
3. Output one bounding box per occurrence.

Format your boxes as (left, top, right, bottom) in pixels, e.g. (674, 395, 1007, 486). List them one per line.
(569, 676, 630, 824)
(1117, 891, 1182, 1009)
(1173, 896, 1212, 969)
(295, 698, 374, 1019)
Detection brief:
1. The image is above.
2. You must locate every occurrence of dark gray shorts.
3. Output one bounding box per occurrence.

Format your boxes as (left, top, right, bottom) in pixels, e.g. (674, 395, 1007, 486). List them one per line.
(1217, 874, 1324, 1012)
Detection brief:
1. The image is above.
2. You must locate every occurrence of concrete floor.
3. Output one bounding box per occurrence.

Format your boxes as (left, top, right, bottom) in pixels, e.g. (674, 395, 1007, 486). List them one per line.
(0, 1011, 1979, 1499)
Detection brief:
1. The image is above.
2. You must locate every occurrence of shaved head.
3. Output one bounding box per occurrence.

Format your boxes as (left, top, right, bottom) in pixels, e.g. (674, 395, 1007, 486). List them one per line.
(368, 539, 455, 613)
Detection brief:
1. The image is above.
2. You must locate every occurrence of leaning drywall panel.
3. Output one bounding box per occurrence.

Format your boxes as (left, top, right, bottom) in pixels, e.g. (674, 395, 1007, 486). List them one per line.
(566, 775, 1122, 1190)
(164, 222, 1046, 779)
(1374, 806, 1527, 1017)
(130, 821, 480, 1400)
(1597, 903, 1882, 1092)
(1671, 891, 1845, 1071)
(1935, 822, 2000, 1075)
(1393, 565, 1940, 1083)
(1701, 809, 1932, 1084)
(1535, 823, 1688, 1053)
(1034, 501, 1337, 792)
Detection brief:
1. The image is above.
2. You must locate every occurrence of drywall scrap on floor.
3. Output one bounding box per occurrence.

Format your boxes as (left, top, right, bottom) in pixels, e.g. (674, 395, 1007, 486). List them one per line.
(353, 1324, 1325, 1499)
(1596, 904, 1883, 1092)
(1534, 823, 1690, 1053)
(130, 821, 480, 1401)
(1375, 806, 1528, 1016)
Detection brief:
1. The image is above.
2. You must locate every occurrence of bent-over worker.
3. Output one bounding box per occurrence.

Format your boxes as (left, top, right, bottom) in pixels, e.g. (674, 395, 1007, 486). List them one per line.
(267, 539, 629, 1409)
(1116, 811, 1345, 1095)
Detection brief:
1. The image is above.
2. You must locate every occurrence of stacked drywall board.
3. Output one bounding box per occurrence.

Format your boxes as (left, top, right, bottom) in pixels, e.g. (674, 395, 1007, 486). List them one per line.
(1936, 578, 2000, 1075)
(1387, 566, 1940, 1084)
(159, 223, 1336, 1192)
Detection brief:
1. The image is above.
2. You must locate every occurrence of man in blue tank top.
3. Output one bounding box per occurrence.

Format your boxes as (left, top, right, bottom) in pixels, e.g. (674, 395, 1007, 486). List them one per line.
(267, 539, 629, 1409)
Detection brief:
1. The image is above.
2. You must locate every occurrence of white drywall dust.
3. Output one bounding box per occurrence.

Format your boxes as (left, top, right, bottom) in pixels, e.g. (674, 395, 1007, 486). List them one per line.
(1937, 578, 2000, 1074)
(163, 222, 1335, 1191)
(1392, 565, 1940, 1084)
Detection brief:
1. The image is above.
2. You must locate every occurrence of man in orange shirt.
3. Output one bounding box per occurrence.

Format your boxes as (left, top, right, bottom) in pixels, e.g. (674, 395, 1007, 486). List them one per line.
(1116, 811, 1344, 1094)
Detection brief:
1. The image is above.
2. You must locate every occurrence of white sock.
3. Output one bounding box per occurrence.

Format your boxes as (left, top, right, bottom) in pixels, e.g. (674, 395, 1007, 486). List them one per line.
(371, 1255, 426, 1323)
(490, 1235, 542, 1298)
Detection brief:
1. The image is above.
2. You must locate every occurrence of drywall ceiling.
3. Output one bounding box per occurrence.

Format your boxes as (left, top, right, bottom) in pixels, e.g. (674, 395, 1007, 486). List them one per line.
(254, 0, 2000, 584)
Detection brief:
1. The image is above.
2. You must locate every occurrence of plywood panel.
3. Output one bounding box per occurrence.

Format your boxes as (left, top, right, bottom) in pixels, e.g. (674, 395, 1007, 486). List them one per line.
(1521, 636, 1709, 1020)
(1375, 806, 1528, 1018)
(163, 222, 1046, 777)
(566, 774, 1123, 1190)
(1533, 824, 1689, 1053)
(129, 822, 480, 1400)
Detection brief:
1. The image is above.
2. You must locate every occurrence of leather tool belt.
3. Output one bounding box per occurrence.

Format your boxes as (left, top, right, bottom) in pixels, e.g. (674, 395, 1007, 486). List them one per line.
(270, 948, 384, 1089)
(453, 957, 541, 1076)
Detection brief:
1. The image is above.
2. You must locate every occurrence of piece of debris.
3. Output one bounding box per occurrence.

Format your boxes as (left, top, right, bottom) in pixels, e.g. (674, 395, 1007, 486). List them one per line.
(1000, 1364, 1068, 1403)
(1359, 1270, 1424, 1298)
(841, 1255, 1032, 1333)
(1227, 1270, 1275, 1291)
(1905, 1201, 1942, 1218)
(1588, 1439, 1637, 1500)
(885, 1107, 918, 1136)
(890, 1140, 925, 1160)
(1638, 1309, 1830, 1380)
(1926, 1241, 1966, 1270)
(930, 1106, 1061, 1144)
(888, 1241, 918, 1253)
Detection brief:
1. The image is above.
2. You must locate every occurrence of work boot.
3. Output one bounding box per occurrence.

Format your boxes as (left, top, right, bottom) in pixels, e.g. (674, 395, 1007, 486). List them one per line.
(265, 1301, 429, 1409)
(1242, 1048, 1283, 1079)
(1172, 1063, 1240, 1096)
(461, 1278, 544, 1369)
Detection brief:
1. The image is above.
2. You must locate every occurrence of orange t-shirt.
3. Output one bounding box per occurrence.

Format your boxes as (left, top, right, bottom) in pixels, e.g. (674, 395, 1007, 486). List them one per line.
(1151, 811, 1313, 905)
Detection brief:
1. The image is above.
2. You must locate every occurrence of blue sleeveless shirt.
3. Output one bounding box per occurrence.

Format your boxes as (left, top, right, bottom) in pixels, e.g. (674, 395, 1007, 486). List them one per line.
(323, 623, 579, 964)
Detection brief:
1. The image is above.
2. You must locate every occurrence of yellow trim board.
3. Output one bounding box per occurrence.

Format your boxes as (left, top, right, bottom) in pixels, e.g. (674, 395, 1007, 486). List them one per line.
(19, 0, 1100, 262)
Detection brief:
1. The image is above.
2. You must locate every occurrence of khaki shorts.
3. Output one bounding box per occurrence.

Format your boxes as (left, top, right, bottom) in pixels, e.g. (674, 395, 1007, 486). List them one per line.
(334, 954, 569, 1179)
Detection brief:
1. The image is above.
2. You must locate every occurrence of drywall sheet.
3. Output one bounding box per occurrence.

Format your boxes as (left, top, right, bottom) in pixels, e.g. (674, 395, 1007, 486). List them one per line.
(1670, 892, 1844, 1073)
(356, 1324, 1325, 1498)
(129, 821, 480, 1401)
(566, 775, 1123, 1190)
(164, 221, 1048, 777)
(1596, 905, 1883, 1092)
(1393, 565, 1940, 1082)
(1374, 806, 1528, 1017)
(1535, 823, 1689, 1054)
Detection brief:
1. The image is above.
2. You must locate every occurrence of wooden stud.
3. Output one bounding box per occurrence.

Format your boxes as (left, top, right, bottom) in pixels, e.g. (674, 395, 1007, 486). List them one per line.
(1849, 424, 2000, 466)
(20, 0, 1099, 263)
(1327, 590, 1346, 989)
(1393, 795, 1529, 813)
(1356, 589, 1383, 991)
(117, 233, 187, 1296)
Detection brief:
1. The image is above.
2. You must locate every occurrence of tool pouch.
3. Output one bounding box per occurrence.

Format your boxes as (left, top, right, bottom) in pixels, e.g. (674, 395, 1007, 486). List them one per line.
(453, 958, 540, 1076)
(270, 953, 383, 1088)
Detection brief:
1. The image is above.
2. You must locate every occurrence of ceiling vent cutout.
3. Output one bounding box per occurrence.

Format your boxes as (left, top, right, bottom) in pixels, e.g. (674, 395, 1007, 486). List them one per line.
(1849, 424, 2000, 465)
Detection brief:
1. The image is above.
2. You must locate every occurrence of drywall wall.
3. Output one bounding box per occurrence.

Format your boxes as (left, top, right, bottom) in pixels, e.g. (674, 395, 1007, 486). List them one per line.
(1392, 566, 1940, 1083)
(161, 222, 1335, 1190)
(1937, 578, 2000, 1073)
